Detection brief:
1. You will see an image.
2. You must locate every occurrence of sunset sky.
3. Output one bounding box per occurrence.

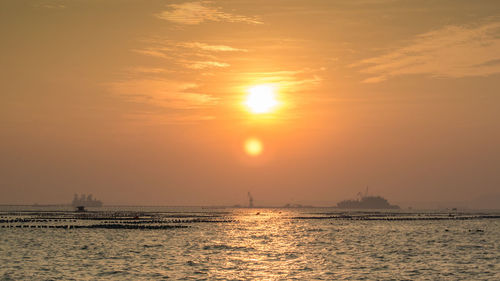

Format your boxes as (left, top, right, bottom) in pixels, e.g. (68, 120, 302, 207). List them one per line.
(1, 0, 499, 207)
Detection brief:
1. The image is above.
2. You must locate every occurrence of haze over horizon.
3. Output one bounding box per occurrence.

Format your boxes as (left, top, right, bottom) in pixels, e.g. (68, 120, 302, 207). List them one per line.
(1, 0, 499, 209)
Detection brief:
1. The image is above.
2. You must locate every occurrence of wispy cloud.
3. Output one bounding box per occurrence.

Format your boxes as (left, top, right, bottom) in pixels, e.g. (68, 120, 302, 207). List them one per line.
(122, 112, 216, 125)
(179, 42, 248, 52)
(126, 67, 167, 74)
(109, 79, 217, 110)
(34, 0, 66, 9)
(354, 21, 500, 83)
(157, 1, 262, 25)
(114, 38, 251, 123)
(132, 48, 169, 59)
(132, 39, 246, 70)
(185, 61, 230, 69)
(241, 69, 323, 89)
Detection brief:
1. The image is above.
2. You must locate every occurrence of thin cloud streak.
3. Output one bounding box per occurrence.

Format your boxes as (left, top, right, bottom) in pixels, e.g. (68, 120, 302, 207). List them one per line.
(355, 21, 500, 83)
(185, 61, 230, 69)
(132, 39, 246, 70)
(237, 68, 324, 92)
(179, 42, 248, 52)
(126, 67, 168, 74)
(109, 79, 218, 110)
(122, 112, 216, 125)
(156, 1, 263, 25)
(132, 49, 169, 59)
(34, 0, 66, 9)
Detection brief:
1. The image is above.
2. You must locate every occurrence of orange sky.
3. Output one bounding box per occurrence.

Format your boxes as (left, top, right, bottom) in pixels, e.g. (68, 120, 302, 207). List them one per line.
(1, 0, 499, 208)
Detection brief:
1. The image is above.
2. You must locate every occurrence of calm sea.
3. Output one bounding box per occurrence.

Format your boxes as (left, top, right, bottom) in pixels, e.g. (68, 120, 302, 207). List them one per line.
(1, 206, 499, 280)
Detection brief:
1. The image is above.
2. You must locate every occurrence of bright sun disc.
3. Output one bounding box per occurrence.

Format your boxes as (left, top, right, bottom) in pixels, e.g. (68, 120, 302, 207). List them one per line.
(245, 85, 278, 114)
(244, 138, 263, 156)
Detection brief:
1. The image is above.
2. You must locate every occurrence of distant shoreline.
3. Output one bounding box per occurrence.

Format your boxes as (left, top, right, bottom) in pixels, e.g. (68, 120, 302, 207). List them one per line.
(0, 204, 499, 212)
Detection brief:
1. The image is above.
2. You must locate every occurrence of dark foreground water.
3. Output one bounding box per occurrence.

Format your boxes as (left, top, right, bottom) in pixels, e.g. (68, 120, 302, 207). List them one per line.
(1, 206, 499, 280)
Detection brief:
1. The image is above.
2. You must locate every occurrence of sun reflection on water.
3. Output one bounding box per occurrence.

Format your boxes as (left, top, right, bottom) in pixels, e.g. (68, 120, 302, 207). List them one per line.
(200, 209, 314, 279)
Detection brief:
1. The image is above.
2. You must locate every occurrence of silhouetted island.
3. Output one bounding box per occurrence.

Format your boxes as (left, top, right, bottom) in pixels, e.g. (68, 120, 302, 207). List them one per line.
(337, 195, 400, 209)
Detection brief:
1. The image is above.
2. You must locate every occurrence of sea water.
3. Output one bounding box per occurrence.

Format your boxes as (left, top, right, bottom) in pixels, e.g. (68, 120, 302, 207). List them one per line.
(1, 206, 499, 280)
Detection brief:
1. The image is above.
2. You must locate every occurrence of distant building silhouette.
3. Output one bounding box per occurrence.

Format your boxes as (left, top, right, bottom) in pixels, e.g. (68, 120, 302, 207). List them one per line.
(72, 193, 103, 207)
(248, 192, 254, 208)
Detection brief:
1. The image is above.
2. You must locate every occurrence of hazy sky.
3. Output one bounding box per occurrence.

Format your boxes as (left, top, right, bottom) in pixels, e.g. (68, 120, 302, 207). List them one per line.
(1, 0, 499, 207)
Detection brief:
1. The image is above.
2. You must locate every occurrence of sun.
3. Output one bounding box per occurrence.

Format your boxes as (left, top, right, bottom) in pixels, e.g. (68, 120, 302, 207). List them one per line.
(244, 138, 263, 156)
(245, 85, 279, 114)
